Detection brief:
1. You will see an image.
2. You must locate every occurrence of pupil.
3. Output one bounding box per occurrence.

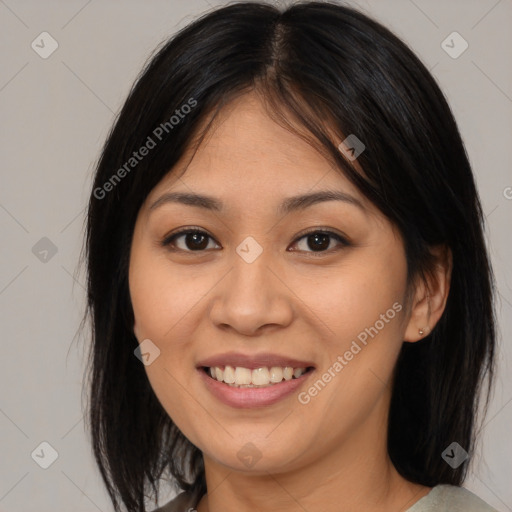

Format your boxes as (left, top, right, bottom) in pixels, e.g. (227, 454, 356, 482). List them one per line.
(187, 233, 208, 250)
(308, 233, 329, 251)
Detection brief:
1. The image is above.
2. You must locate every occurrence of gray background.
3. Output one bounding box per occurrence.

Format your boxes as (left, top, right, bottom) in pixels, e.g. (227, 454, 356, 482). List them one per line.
(0, 0, 511, 510)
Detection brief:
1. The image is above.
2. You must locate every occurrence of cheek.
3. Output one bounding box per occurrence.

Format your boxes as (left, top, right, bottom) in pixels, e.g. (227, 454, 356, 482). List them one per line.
(129, 246, 203, 432)
(130, 265, 169, 340)
(300, 249, 407, 345)
(129, 247, 199, 341)
(295, 248, 407, 426)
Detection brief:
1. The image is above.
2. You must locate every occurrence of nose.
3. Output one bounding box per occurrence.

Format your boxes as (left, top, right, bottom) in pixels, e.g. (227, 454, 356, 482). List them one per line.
(208, 248, 294, 337)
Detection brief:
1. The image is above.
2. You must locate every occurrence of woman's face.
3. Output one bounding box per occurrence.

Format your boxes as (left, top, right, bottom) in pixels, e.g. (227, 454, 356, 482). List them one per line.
(129, 92, 418, 474)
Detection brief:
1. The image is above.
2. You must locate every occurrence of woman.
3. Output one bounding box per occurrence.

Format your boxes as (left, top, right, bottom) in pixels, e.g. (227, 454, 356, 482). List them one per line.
(83, 2, 499, 511)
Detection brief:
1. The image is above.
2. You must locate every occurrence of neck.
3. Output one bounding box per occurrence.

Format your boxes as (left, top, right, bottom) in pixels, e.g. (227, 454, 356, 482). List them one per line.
(196, 397, 431, 512)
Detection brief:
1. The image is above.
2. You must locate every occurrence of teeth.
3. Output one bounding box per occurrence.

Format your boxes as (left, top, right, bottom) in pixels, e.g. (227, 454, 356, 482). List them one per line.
(223, 365, 235, 384)
(269, 366, 283, 383)
(252, 367, 270, 385)
(293, 368, 303, 378)
(207, 365, 309, 387)
(234, 367, 252, 385)
(214, 367, 224, 381)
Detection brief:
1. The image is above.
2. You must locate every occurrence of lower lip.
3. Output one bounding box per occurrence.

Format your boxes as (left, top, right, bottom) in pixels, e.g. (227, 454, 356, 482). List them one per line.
(198, 368, 314, 409)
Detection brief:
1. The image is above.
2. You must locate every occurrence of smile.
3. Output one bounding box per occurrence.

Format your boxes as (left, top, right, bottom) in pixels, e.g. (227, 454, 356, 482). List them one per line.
(203, 365, 314, 387)
(198, 365, 315, 408)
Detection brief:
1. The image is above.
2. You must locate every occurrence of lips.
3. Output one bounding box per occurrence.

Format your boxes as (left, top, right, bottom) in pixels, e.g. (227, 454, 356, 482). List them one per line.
(198, 364, 315, 408)
(196, 352, 316, 408)
(196, 352, 316, 371)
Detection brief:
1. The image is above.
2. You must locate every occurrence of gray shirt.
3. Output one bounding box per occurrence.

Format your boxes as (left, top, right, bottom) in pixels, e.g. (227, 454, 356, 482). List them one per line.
(153, 484, 499, 511)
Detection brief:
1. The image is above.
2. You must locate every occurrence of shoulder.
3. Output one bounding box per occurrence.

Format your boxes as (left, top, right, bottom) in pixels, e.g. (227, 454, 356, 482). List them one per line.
(152, 490, 202, 512)
(153, 484, 499, 512)
(407, 484, 499, 512)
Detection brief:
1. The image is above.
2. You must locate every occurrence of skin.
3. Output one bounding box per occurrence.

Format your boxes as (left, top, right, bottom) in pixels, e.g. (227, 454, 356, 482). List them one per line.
(128, 91, 452, 512)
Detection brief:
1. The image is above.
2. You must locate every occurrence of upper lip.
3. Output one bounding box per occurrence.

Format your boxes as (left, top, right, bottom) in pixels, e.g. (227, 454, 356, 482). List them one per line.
(197, 352, 316, 370)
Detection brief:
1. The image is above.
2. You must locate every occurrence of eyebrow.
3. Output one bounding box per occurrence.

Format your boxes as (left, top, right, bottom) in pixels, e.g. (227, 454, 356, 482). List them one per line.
(149, 190, 366, 215)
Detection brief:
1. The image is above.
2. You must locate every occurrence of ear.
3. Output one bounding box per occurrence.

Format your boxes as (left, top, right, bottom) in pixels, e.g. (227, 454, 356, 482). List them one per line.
(403, 244, 452, 342)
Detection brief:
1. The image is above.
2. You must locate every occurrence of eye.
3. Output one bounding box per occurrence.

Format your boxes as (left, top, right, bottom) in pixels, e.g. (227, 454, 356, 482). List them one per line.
(161, 228, 220, 252)
(161, 227, 350, 255)
(289, 229, 350, 256)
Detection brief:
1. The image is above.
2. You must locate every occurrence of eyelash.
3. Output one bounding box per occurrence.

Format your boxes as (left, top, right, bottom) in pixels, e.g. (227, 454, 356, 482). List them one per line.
(161, 226, 350, 257)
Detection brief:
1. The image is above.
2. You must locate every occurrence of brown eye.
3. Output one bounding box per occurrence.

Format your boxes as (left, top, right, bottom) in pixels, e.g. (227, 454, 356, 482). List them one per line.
(290, 230, 350, 255)
(162, 229, 220, 252)
(305, 232, 330, 251)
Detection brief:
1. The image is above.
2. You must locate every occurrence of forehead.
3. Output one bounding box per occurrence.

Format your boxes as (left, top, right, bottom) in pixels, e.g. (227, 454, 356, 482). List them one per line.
(146, 91, 373, 215)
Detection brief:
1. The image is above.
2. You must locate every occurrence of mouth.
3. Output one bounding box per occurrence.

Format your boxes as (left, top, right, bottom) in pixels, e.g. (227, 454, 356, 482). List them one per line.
(197, 363, 316, 409)
(201, 365, 315, 388)
(196, 352, 316, 408)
